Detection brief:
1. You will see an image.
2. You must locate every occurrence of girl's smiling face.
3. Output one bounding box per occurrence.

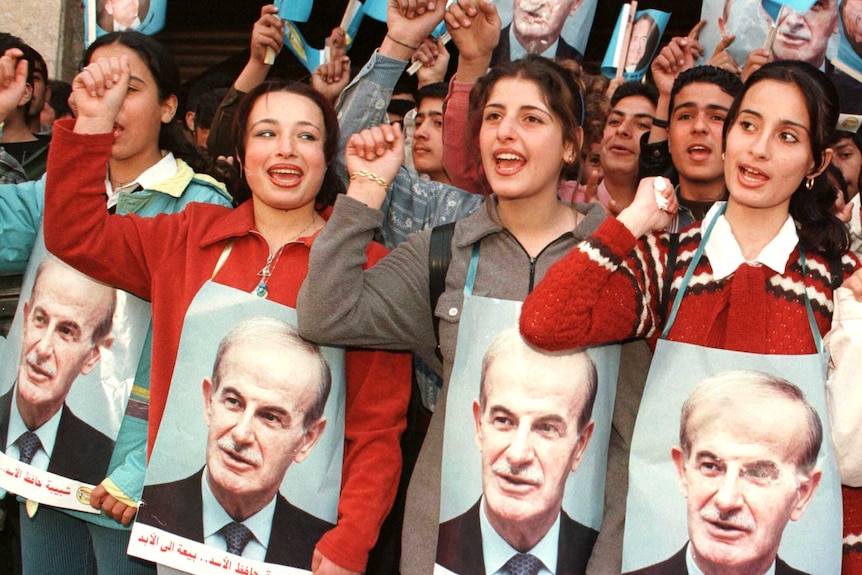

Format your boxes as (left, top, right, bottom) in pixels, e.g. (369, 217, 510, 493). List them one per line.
(479, 77, 575, 203)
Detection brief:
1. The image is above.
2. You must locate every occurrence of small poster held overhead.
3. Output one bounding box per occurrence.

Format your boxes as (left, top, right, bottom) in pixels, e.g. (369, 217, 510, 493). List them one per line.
(601, 5, 671, 82)
(84, 0, 167, 46)
(697, 0, 839, 72)
(835, 0, 862, 82)
(277, 0, 364, 73)
(489, 0, 599, 66)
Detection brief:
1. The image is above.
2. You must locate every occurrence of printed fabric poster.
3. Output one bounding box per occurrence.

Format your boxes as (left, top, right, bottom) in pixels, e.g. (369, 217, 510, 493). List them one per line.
(0, 231, 149, 513)
(699, 0, 839, 72)
(835, 0, 862, 82)
(434, 291, 618, 575)
(490, 0, 599, 65)
(601, 8, 671, 82)
(84, 0, 167, 46)
(621, 345, 842, 575)
(129, 283, 346, 575)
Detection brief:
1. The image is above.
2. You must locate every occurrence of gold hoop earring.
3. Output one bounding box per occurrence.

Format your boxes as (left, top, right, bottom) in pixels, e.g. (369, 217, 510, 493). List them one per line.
(805, 177, 814, 190)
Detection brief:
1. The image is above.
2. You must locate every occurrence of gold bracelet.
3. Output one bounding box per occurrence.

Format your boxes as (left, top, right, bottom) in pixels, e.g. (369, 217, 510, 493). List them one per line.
(386, 33, 419, 51)
(350, 170, 389, 191)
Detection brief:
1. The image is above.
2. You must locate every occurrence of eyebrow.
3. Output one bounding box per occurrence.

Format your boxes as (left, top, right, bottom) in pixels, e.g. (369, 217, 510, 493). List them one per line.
(739, 108, 810, 133)
(219, 385, 292, 420)
(672, 101, 730, 115)
(487, 405, 569, 429)
(33, 305, 83, 336)
(484, 102, 554, 119)
(609, 109, 654, 121)
(248, 118, 322, 131)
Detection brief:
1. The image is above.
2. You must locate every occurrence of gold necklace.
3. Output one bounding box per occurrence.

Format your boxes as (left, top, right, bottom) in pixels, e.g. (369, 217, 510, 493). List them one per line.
(252, 215, 318, 298)
(108, 169, 136, 189)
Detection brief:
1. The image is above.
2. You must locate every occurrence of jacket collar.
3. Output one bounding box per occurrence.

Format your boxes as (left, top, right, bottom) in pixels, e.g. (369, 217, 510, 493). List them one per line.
(198, 200, 330, 249)
(452, 194, 605, 249)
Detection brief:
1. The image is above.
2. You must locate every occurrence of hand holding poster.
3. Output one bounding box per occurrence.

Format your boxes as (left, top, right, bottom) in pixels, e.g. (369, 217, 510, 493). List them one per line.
(698, 0, 839, 72)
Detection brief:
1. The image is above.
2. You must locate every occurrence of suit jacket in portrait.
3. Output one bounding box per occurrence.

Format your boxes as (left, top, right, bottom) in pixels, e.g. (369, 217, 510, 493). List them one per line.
(490, 24, 584, 67)
(436, 499, 599, 575)
(0, 389, 114, 486)
(623, 543, 812, 575)
(139, 468, 334, 569)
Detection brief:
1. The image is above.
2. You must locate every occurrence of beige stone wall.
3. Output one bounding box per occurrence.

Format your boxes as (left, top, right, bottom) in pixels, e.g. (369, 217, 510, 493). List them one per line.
(1, 0, 85, 82)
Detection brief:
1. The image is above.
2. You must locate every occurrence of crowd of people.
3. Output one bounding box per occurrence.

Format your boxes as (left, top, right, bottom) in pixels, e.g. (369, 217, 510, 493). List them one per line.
(1, 0, 862, 574)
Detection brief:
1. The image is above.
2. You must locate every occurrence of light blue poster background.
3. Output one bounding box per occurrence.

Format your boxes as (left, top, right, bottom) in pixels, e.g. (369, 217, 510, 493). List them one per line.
(438, 298, 619, 530)
(0, 230, 149, 441)
(621, 342, 842, 574)
(144, 282, 346, 524)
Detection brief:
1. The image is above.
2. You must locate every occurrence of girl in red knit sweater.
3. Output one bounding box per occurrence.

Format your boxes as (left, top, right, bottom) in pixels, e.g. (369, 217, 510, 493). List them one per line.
(521, 60, 862, 574)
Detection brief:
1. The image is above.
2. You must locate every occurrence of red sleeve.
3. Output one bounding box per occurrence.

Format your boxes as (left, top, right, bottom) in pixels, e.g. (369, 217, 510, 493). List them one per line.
(441, 77, 491, 196)
(43, 119, 189, 301)
(314, 242, 411, 571)
(520, 216, 666, 351)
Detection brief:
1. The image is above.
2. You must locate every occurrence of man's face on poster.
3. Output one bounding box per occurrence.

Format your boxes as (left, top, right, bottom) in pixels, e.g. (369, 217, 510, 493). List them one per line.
(511, 0, 585, 49)
(17, 260, 113, 427)
(626, 16, 654, 71)
(107, 0, 140, 28)
(841, 0, 862, 55)
(671, 394, 821, 575)
(473, 351, 594, 540)
(774, 0, 839, 67)
(203, 340, 326, 521)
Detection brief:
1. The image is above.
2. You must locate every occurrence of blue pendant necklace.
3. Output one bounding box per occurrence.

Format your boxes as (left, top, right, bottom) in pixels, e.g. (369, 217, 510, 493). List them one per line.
(253, 214, 318, 299)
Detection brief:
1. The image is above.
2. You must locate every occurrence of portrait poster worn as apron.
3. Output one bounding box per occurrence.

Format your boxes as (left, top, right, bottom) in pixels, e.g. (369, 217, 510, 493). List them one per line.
(128, 281, 346, 575)
(434, 246, 619, 575)
(621, 218, 842, 574)
(0, 230, 149, 512)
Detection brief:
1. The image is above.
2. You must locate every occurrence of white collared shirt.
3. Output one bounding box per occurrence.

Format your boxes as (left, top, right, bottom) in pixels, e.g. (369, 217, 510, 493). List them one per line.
(201, 467, 275, 561)
(104, 152, 176, 209)
(4, 386, 62, 471)
(113, 16, 141, 31)
(702, 202, 798, 281)
(686, 540, 776, 575)
(479, 497, 558, 575)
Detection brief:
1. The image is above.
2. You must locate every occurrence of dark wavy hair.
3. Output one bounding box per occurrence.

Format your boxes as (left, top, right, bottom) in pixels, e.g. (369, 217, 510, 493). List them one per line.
(722, 60, 848, 259)
(230, 79, 343, 209)
(464, 55, 585, 192)
(82, 31, 209, 175)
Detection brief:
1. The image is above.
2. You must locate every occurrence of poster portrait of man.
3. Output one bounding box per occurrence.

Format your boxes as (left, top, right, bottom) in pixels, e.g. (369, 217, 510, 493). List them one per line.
(138, 317, 334, 568)
(96, 0, 151, 32)
(625, 12, 661, 73)
(129, 288, 347, 575)
(625, 371, 822, 575)
(437, 327, 619, 575)
(0, 255, 117, 486)
(490, 0, 598, 66)
(840, 0, 862, 58)
(700, 0, 841, 71)
(621, 352, 842, 575)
